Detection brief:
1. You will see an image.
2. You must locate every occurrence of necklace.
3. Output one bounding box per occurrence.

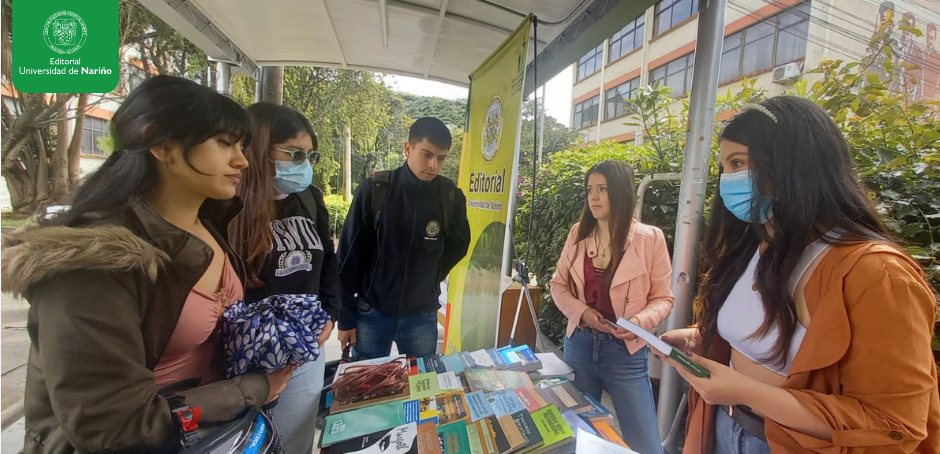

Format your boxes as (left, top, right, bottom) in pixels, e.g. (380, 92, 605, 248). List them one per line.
(595, 230, 611, 258)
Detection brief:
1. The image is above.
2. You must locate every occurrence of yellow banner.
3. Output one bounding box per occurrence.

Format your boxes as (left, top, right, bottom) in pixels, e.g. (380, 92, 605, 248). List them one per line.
(444, 15, 530, 353)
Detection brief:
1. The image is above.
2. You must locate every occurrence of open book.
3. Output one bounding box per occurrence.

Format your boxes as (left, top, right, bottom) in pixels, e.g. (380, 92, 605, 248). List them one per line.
(610, 317, 710, 378)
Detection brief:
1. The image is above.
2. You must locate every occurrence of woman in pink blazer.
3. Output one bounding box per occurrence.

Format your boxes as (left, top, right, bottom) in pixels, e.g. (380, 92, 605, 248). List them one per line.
(551, 160, 675, 454)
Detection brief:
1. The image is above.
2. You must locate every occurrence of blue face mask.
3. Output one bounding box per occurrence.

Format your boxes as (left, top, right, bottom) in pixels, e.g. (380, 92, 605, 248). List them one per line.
(271, 160, 313, 194)
(719, 170, 773, 223)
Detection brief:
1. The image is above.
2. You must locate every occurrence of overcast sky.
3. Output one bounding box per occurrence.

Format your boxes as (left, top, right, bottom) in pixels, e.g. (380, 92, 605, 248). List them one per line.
(383, 67, 573, 127)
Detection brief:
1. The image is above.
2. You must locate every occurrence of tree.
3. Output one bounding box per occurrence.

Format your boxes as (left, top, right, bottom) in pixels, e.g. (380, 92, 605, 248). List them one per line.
(1, 0, 218, 214)
(1, 1, 79, 212)
(399, 93, 466, 126)
(118, 0, 210, 87)
(518, 99, 579, 167)
(232, 68, 393, 194)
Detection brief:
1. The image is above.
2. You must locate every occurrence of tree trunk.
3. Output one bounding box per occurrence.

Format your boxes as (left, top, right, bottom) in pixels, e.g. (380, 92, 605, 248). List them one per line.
(34, 129, 50, 204)
(50, 96, 70, 202)
(1, 0, 12, 83)
(6, 164, 33, 213)
(68, 94, 88, 189)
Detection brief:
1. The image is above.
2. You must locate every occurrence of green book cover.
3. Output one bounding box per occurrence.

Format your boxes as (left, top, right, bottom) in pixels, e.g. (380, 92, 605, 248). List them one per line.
(527, 405, 573, 450)
(410, 372, 441, 400)
(322, 400, 407, 447)
(437, 420, 472, 454)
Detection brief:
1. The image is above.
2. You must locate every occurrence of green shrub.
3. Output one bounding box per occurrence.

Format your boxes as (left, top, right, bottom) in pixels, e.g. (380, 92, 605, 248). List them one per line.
(324, 194, 351, 238)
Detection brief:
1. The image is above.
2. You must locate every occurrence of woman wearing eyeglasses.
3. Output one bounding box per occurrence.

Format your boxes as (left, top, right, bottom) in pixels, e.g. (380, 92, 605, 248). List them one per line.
(229, 102, 339, 454)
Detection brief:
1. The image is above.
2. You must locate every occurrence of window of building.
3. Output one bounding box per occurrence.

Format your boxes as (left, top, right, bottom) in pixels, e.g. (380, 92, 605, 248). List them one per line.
(605, 77, 641, 120)
(653, 0, 699, 37)
(82, 116, 108, 156)
(577, 44, 604, 82)
(651, 53, 695, 97)
(719, 1, 811, 84)
(573, 95, 600, 129)
(775, 2, 811, 65)
(609, 15, 646, 62)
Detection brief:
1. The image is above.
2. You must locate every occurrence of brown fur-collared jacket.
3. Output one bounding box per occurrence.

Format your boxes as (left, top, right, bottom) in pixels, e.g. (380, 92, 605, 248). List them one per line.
(1, 197, 269, 454)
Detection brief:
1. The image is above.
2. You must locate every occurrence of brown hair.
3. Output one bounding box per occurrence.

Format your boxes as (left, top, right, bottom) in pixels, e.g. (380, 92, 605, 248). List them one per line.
(567, 160, 636, 296)
(229, 102, 318, 286)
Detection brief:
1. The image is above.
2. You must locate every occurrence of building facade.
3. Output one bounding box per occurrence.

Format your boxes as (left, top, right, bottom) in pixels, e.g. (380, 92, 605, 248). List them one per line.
(571, 0, 940, 144)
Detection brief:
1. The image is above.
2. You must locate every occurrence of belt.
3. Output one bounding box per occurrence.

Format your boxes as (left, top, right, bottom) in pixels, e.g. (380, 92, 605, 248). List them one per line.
(721, 405, 766, 441)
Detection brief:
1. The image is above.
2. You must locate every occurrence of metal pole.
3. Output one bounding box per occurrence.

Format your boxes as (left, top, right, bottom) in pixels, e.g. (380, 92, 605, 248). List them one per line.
(259, 66, 284, 104)
(656, 0, 727, 441)
(216, 61, 232, 96)
(343, 125, 353, 201)
(537, 84, 546, 165)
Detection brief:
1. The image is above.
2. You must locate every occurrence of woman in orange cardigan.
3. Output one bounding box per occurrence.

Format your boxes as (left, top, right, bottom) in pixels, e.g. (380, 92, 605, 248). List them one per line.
(658, 96, 939, 453)
(551, 160, 674, 454)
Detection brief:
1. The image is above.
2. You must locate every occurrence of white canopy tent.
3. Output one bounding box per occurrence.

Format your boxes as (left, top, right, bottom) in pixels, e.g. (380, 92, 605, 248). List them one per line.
(137, 0, 729, 450)
(135, 0, 653, 94)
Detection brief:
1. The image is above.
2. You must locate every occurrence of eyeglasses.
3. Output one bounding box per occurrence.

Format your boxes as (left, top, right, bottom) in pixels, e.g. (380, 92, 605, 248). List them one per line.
(274, 147, 321, 165)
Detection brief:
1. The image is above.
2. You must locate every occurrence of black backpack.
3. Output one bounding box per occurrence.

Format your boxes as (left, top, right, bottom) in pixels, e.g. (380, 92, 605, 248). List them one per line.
(369, 170, 456, 233)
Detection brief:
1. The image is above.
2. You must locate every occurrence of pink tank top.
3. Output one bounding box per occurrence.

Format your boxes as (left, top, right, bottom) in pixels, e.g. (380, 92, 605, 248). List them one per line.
(155, 255, 243, 388)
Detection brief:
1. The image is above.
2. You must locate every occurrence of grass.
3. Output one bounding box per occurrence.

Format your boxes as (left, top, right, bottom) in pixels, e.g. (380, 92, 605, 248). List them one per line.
(1, 210, 28, 229)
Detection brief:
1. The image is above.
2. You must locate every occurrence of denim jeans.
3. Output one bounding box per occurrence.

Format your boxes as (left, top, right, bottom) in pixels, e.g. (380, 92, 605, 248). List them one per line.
(268, 353, 325, 454)
(714, 407, 772, 454)
(564, 327, 664, 454)
(353, 299, 439, 359)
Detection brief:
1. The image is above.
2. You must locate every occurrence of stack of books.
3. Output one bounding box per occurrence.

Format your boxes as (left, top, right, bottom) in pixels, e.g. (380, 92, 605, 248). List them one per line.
(318, 345, 629, 454)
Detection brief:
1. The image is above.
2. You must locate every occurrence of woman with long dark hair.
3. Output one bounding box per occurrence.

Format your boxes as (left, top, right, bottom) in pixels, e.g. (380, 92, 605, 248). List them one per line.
(551, 160, 674, 454)
(229, 102, 339, 454)
(660, 96, 939, 453)
(1, 76, 293, 452)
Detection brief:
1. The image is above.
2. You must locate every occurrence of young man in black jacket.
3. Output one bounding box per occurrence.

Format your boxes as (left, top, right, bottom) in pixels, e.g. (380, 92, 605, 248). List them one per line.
(337, 117, 471, 359)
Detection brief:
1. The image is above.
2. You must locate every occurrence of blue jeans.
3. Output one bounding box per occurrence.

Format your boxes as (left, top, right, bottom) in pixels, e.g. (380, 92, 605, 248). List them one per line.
(354, 299, 438, 359)
(714, 407, 772, 454)
(564, 327, 664, 454)
(268, 353, 325, 454)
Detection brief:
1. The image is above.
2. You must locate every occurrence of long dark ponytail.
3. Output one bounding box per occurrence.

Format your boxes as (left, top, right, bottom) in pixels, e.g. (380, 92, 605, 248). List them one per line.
(49, 75, 251, 227)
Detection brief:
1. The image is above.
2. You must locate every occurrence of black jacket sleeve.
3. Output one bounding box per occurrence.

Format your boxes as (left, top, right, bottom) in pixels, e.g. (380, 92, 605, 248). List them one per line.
(311, 187, 340, 321)
(438, 188, 471, 283)
(337, 180, 373, 330)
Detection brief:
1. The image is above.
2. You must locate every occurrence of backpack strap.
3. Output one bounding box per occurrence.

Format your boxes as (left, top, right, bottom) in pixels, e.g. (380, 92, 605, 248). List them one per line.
(370, 170, 456, 233)
(296, 187, 319, 226)
(371, 170, 392, 230)
(438, 177, 456, 233)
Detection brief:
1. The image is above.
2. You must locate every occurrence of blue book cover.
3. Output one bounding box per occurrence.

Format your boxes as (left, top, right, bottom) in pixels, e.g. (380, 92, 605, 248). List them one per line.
(487, 389, 526, 417)
(465, 390, 495, 422)
(441, 353, 465, 373)
(404, 399, 421, 424)
(417, 357, 427, 374)
(580, 393, 612, 418)
(487, 348, 508, 369)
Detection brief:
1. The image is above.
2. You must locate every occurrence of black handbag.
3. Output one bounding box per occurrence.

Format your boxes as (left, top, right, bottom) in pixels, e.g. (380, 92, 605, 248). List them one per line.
(183, 407, 282, 454)
(160, 379, 283, 454)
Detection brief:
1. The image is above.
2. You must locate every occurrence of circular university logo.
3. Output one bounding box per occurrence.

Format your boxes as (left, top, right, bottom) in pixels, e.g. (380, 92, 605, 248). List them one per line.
(43, 11, 87, 55)
(426, 220, 441, 238)
(481, 95, 503, 163)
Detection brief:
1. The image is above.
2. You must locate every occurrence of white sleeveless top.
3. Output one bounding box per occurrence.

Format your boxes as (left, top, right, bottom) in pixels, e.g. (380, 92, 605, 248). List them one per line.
(717, 237, 835, 376)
